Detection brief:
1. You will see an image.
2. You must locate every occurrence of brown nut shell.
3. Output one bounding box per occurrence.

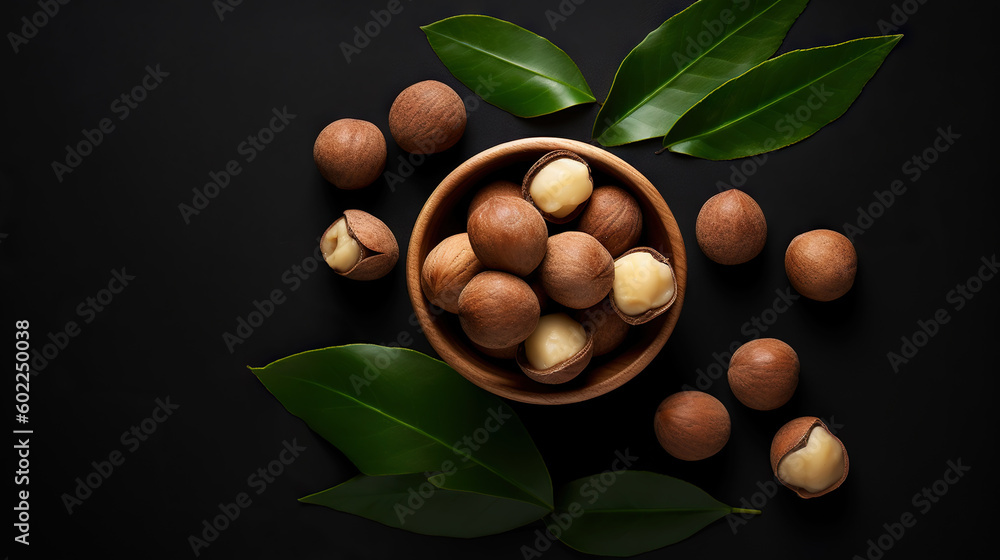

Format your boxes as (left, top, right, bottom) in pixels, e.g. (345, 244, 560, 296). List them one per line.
(522, 150, 593, 224)
(575, 298, 630, 357)
(420, 233, 484, 314)
(458, 271, 540, 349)
(770, 417, 849, 499)
(609, 247, 678, 326)
(321, 210, 398, 281)
(727, 338, 799, 410)
(467, 196, 548, 277)
(539, 232, 614, 309)
(471, 340, 519, 360)
(516, 328, 594, 385)
(654, 391, 730, 461)
(388, 80, 466, 154)
(695, 189, 767, 265)
(467, 179, 522, 219)
(784, 229, 857, 301)
(313, 119, 387, 190)
(577, 185, 643, 258)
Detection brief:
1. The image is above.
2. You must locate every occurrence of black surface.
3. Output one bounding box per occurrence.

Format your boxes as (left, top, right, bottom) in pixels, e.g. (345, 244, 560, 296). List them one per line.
(4, 0, 997, 558)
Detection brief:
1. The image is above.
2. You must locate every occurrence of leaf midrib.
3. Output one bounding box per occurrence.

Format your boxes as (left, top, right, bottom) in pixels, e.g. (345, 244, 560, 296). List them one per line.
(423, 27, 592, 99)
(668, 38, 895, 146)
(281, 373, 553, 509)
(599, 0, 787, 139)
(579, 506, 733, 514)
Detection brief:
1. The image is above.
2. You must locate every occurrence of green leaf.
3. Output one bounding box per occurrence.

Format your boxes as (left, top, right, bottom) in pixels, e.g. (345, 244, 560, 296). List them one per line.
(301, 473, 550, 538)
(663, 34, 903, 160)
(553, 471, 758, 557)
(420, 15, 595, 118)
(250, 345, 553, 512)
(593, 0, 810, 146)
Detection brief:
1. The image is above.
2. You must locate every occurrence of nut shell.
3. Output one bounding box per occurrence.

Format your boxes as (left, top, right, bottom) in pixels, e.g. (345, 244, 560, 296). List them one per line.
(468, 179, 522, 219)
(421, 233, 484, 314)
(654, 391, 730, 461)
(388, 80, 466, 154)
(575, 298, 630, 357)
(577, 185, 643, 258)
(695, 189, 767, 265)
(727, 338, 799, 410)
(516, 328, 594, 385)
(458, 271, 540, 349)
(539, 232, 614, 309)
(321, 210, 398, 280)
(609, 247, 678, 325)
(770, 417, 849, 499)
(522, 150, 593, 224)
(467, 196, 548, 276)
(785, 229, 857, 301)
(313, 119, 387, 190)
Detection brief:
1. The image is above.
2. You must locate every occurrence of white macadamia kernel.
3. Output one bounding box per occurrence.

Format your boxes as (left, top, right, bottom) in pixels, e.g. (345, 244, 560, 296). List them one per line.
(777, 426, 845, 493)
(528, 158, 593, 218)
(612, 252, 674, 316)
(524, 313, 587, 370)
(321, 218, 361, 273)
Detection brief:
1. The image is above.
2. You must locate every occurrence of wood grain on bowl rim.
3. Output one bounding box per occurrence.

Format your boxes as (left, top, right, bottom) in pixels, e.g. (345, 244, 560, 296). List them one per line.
(406, 137, 686, 405)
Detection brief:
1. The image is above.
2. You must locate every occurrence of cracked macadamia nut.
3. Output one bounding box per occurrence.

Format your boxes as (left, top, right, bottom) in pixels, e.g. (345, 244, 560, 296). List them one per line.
(654, 391, 730, 461)
(611, 249, 677, 324)
(421, 233, 484, 314)
(388, 80, 466, 154)
(524, 313, 588, 371)
(771, 417, 849, 498)
(313, 118, 387, 189)
(467, 196, 548, 277)
(523, 150, 593, 223)
(320, 210, 398, 281)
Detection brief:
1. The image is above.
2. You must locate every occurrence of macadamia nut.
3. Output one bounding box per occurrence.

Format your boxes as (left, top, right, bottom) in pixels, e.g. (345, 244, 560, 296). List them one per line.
(777, 426, 845, 494)
(524, 313, 587, 371)
(528, 158, 593, 219)
(321, 218, 361, 273)
(612, 252, 675, 316)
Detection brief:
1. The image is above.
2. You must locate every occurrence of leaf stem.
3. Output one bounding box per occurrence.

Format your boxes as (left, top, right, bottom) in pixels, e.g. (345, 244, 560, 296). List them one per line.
(731, 508, 762, 515)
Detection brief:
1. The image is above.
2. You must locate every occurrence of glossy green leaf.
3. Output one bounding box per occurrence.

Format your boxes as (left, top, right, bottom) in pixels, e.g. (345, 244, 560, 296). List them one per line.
(553, 471, 758, 557)
(301, 473, 549, 538)
(421, 15, 595, 117)
(250, 345, 553, 512)
(663, 35, 903, 160)
(593, 0, 810, 146)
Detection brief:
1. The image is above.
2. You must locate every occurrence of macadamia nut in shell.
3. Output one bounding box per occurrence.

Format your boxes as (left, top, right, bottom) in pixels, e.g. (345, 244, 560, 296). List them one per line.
(654, 391, 730, 461)
(313, 119, 387, 189)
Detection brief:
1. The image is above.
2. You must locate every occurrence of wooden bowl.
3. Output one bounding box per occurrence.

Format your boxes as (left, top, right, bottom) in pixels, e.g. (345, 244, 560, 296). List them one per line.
(406, 138, 687, 405)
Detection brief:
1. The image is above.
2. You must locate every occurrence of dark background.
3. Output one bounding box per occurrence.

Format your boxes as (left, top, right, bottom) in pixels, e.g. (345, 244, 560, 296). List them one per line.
(4, 0, 997, 558)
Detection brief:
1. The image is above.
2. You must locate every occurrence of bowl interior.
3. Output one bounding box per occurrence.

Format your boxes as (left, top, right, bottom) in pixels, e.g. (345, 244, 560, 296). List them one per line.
(406, 138, 686, 405)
